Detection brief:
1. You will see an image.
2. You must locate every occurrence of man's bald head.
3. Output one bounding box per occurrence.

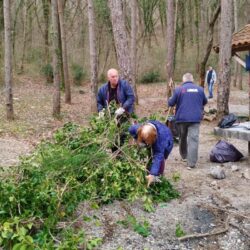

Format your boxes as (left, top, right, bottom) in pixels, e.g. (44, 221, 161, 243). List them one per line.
(107, 68, 119, 88)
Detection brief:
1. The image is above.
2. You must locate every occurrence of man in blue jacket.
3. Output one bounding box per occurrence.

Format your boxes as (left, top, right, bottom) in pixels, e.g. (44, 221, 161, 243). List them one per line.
(168, 73, 207, 169)
(97, 68, 135, 117)
(129, 120, 173, 187)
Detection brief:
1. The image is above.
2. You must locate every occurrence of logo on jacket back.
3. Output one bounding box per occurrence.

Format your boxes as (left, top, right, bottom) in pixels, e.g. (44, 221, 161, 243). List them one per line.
(187, 88, 198, 92)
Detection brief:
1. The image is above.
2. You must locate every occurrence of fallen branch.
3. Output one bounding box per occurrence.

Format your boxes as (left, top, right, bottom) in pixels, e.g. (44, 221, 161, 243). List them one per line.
(229, 221, 250, 238)
(199, 204, 250, 220)
(178, 216, 229, 241)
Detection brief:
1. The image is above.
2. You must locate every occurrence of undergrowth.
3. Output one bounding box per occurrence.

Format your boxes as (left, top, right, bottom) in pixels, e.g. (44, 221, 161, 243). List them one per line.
(0, 103, 179, 249)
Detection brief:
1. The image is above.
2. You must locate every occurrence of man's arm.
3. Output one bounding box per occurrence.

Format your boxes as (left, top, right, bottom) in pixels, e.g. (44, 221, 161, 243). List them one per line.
(97, 88, 104, 112)
(150, 152, 164, 176)
(122, 82, 135, 111)
(168, 89, 178, 107)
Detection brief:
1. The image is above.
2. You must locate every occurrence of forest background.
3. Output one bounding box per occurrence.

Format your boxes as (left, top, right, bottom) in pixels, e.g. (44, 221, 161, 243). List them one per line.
(1, 0, 250, 123)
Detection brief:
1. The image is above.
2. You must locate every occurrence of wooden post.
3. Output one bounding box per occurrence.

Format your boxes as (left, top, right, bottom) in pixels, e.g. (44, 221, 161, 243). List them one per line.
(248, 51, 250, 155)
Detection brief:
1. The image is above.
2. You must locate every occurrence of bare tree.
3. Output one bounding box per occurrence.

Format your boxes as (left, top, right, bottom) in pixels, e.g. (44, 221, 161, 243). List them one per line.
(51, 0, 61, 117)
(199, 4, 221, 87)
(232, 0, 239, 87)
(42, 0, 50, 64)
(57, 0, 71, 104)
(166, 0, 175, 98)
(130, 0, 138, 104)
(108, 0, 133, 86)
(217, 0, 233, 118)
(20, 0, 28, 73)
(3, 0, 14, 120)
(87, 0, 98, 112)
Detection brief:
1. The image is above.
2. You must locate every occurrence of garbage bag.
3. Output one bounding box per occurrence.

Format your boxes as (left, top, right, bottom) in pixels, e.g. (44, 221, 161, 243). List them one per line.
(210, 140, 243, 163)
(218, 113, 237, 128)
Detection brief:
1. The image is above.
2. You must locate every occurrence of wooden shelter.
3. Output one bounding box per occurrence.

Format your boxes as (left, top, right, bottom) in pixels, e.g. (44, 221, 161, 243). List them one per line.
(214, 23, 250, 119)
(214, 24, 250, 155)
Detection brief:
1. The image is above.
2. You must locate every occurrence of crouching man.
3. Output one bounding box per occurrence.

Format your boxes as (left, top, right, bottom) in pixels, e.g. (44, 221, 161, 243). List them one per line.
(128, 120, 173, 187)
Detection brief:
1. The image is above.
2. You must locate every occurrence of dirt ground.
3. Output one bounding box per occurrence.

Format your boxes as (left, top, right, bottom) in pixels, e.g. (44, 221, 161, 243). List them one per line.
(0, 78, 250, 249)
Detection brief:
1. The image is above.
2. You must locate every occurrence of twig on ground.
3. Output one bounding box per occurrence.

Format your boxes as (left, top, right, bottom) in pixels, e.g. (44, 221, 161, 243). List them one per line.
(229, 221, 250, 238)
(199, 204, 250, 220)
(178, 216, 229, 241)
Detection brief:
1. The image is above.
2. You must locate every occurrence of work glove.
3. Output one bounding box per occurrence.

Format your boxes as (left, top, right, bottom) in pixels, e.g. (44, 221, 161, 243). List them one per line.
(115, 107, 125, 116)
(146, 174, 161, 187)
(98, 110, 105, 119)
(138, 142, 147, 148)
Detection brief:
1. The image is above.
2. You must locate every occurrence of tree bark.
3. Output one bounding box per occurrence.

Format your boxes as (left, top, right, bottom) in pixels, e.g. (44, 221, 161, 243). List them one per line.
(3, 0, 14, 120)
(87, 0, 98, 112)
(166, 0, 175, 99)
(42, 0, 50, 64)
(194, 0, 200, 73)
(199, 4, 221, 87)
(57, 0, 71, 104)
(20, 0, 28, 73)
(108, 0, 133, 87)
(233, 0, 238, 88)
(130, 0, 138, 104)
(238, 67, 243, 90)
(217, 0, 233, 119)
(51, 0, 61, 117)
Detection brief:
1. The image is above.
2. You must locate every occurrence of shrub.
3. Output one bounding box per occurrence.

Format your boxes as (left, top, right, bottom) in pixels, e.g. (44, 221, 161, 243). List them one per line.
(140, 71, 160, 84)
(71, 64, 85, 85)
(41, 64, 53, 83)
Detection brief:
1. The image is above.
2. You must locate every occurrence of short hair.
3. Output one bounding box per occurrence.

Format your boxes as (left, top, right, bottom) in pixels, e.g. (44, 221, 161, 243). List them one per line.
(137, 124, 157, 145)
(182, 73, 194, 82)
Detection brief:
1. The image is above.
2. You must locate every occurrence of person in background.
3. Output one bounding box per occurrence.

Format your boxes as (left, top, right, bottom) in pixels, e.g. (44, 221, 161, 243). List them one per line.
(97, 68, 135, 118)
(168, 73, 207, 169)
(129, 120, 173, 187)
(205, 66, 217, 99)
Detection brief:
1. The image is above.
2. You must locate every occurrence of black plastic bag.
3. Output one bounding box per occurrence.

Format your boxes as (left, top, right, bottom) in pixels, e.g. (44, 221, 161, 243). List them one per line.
(210, 140, 243, 163)
(218, 113, 237, 128)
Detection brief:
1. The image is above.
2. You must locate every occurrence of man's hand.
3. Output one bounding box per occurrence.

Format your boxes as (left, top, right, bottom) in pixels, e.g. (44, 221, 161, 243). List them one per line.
(146, 174, 155, 187)
(115, 107, 125, 116)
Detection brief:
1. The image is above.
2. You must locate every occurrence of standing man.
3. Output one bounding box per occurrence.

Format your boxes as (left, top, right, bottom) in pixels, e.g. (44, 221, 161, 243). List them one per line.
(97, 68, 135, 117)
(129, 120, 173, 187)
(205, 66, 217, 99)
(168, 73, 207, 169)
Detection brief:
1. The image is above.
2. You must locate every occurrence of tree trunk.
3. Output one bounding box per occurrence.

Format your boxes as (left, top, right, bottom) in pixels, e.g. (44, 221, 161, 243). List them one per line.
(188, 0, 194, 45)
(238, 67, 243, 90)
(57, 0, 71, 104)
(3, 0, 14, 120)
(130, 0, 138, 104)
(199, 4, 220, 87)
(108, 0, 133, 86)
(51, 0, 61, 117)
(12, 1, 22, 70)
(20, 0, 28, 73)
(233, 0, 238, 87)
(166, 0, 175, 99)
(217, 0, 233, 119)
(179, 0, 185, 55)
(87, 0, 98, 112)
(42, 0, 50, 64)
(194, 0, 200, 73)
